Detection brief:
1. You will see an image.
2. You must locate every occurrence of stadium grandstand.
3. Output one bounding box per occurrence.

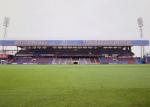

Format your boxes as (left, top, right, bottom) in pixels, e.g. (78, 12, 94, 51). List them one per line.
(0, 40, 150, 64)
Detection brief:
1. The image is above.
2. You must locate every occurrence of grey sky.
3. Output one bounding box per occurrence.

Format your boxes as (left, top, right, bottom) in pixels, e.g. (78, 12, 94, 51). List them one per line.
(0, 0, 150, 40)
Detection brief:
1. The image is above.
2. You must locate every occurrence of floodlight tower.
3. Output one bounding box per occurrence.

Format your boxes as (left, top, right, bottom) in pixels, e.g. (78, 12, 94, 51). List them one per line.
(2, 17, 10, 52)
(137, 17, 144, 58)
(3, 17, 10, 39)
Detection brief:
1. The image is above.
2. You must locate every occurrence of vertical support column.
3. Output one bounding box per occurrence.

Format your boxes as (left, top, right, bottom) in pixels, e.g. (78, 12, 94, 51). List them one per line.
(139, 27, 144, 58)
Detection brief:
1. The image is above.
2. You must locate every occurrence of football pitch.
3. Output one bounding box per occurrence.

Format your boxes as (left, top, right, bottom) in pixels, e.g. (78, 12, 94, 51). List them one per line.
(0, 65, 150, 107)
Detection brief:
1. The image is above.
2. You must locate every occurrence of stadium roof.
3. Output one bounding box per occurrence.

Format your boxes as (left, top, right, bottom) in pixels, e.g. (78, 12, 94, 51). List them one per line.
(0, 40, 149, 46)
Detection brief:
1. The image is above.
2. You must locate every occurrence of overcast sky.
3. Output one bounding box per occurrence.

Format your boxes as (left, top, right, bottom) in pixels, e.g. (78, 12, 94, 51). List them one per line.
(0, 0, 150, 40)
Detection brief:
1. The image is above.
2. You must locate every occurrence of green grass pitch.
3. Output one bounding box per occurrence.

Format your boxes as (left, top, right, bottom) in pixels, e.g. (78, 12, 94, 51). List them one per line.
(0, 65, 150, 107)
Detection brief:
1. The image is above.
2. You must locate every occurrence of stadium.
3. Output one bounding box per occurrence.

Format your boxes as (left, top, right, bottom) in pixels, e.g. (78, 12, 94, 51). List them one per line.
(0, 40, 150, 64)
(0, 0, 150, 107)
(0, 40, 150, 107)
